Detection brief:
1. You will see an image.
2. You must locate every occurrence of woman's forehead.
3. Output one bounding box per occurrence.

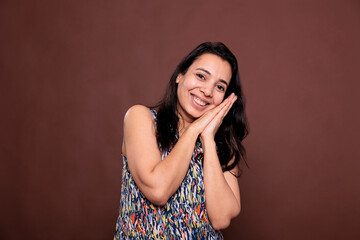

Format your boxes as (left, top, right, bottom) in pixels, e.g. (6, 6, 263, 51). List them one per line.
(189, 53, 232, 83)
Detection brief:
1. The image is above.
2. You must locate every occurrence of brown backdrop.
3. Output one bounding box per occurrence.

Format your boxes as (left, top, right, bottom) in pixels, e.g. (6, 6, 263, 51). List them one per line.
(1, 0, 359, 239)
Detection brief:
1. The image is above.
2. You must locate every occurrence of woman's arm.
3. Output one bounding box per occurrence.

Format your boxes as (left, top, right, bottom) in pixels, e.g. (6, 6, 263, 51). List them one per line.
(124, 94, 235, 206)
(198, 93, 240, 230)
(123, 96, 234, 206)
(202, 139, 241, 230)
(123, 105, 199, 206)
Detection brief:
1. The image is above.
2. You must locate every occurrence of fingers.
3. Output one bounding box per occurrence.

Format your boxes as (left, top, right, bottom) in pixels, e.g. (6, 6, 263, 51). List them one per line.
(199, 94, 237, 139)
(223, 94, 237, 116)
(213, 94, 237, 122)
(205, 93, 235, 117)
(218, 93, 237, 115)
(198, 94, 233, 121)
(191, 93, 237, 134)
(219, 93, 236, 110)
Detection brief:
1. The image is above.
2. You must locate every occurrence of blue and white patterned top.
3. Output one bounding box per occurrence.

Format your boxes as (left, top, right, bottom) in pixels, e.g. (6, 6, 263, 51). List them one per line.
(114, 108, 223, 239)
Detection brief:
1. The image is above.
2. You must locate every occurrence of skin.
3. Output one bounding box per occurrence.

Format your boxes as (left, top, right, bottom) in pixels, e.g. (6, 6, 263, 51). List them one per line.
(122, 53, 241, 230)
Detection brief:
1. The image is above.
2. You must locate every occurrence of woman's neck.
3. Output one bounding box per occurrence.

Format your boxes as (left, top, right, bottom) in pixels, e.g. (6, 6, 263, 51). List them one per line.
(177, 116, 193, 137)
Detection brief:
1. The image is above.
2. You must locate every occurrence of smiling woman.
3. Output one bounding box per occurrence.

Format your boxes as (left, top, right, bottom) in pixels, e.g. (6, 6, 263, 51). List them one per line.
(176, 53, 232, 123)
(114, 42, 249, 239)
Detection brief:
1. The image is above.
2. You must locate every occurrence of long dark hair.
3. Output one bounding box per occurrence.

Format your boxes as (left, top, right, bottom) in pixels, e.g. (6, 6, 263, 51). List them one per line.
(155, 42, 248, 173)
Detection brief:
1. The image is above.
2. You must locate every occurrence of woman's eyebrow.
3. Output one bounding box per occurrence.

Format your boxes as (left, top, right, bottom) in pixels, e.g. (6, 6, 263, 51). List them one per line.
(219, 79, 229, 86)
(196, 68, 229, 86)
(196, 68, 211, 75)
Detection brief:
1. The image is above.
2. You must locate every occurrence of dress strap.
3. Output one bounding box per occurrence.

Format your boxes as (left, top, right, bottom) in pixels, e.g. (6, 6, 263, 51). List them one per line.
(149, 108, 162, 151)
(149, 108, 157, 126)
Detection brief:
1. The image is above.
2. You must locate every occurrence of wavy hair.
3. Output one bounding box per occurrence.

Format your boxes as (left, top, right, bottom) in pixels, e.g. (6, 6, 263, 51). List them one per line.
(155, 42, 248, 174)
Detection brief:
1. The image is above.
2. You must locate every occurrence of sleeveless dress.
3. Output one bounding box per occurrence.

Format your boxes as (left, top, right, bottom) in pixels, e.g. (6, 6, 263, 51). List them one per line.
(114, 109, 223, 240)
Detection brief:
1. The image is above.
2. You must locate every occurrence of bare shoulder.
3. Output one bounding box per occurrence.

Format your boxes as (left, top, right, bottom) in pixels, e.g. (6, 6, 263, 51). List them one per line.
(123, 105, 158, 156)
(124, 105, 154, 126)
(125, 104, 153, 119)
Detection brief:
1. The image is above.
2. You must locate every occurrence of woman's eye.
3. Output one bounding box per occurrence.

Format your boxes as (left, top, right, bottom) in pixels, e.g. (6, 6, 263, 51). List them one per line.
(196, 73, 205, 80)
(217, 85, 225, 92)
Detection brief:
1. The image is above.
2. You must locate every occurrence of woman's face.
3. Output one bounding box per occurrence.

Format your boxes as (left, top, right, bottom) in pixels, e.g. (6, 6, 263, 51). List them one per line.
(176, 53, 232, 123)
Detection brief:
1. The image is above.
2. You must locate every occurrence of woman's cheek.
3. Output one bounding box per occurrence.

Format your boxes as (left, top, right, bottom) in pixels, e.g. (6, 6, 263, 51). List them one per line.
(216, 96, 225, 105)
(188, 79, 197, 88)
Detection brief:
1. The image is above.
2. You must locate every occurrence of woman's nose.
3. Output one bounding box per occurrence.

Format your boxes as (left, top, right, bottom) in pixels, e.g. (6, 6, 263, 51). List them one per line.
(200, 84, 213, 97)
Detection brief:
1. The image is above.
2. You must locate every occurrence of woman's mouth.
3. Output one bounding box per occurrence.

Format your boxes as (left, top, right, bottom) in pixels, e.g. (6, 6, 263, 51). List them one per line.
(191, 94, 208, 106)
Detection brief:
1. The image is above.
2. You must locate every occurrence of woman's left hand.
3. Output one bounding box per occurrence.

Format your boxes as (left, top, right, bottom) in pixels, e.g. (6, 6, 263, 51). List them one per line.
(200, 93, 237, 143)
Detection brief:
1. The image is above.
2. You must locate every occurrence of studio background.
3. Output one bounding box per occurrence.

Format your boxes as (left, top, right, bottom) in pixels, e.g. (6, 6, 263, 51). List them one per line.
(1, 0, 359, 239)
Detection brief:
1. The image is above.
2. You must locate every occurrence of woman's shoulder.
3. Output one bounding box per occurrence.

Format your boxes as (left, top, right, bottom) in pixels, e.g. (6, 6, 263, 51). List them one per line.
(124, 105, 155, 126)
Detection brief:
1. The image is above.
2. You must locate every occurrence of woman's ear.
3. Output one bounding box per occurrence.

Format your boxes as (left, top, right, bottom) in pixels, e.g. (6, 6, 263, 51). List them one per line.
(176, 74, 182, 83)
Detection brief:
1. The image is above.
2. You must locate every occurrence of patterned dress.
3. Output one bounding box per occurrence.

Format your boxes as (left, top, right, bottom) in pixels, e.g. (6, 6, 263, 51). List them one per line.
(114, 109, 223, 239)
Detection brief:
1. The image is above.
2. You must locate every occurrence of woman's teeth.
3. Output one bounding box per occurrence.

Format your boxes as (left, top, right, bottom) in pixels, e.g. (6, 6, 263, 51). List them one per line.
(193, 96, 207, 106)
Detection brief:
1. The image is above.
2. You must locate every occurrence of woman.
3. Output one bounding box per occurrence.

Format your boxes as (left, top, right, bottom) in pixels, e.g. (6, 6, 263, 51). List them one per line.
(114, 42, 248, 239)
